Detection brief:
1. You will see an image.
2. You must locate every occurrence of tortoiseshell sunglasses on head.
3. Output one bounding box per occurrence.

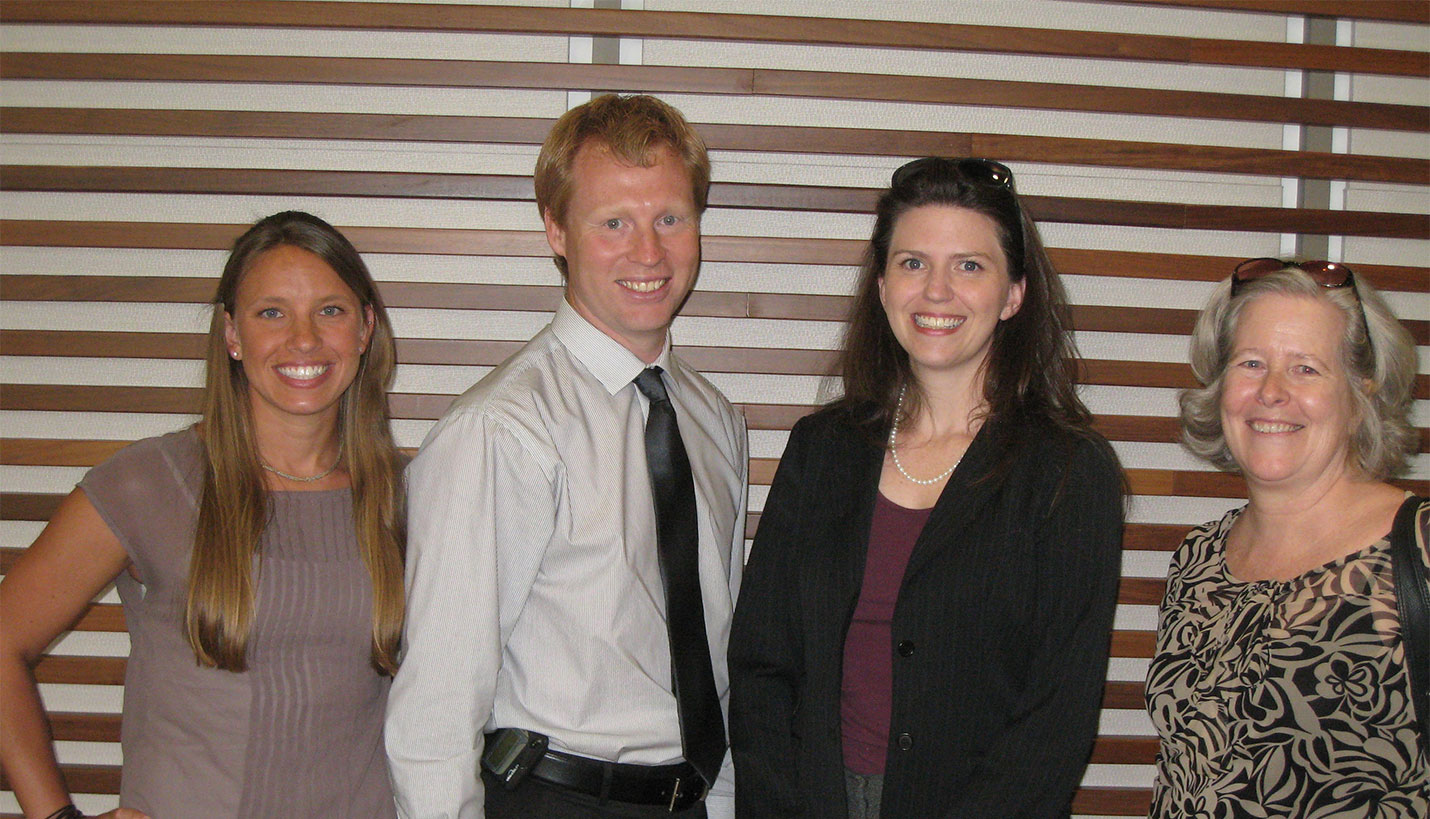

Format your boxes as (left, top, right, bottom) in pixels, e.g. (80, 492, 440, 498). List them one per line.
(1231, 257, 1356, 297)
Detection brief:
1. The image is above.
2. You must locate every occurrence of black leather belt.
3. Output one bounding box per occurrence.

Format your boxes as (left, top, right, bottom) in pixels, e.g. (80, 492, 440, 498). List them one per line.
(528, 748, 708, 812)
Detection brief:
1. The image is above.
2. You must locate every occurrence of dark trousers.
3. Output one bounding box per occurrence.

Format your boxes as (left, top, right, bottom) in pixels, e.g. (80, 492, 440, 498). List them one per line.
(482, 769, 710, 818)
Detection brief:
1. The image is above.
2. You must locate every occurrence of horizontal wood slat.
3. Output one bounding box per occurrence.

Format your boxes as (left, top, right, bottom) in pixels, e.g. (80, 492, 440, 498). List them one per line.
(0, 552, 1163, 654)
(12, 446, 1350, 500)
(1087, 0, 1430, 25)
(1, 439, 129, 467)
(9, 713, 1170, 767)
(0, 327, 1185, 382)
(71, 709, 1188, 758)
(35, 655, 127, 686)
(26, 658, 1147, 705)
(3, 53, 1423, 132)
(1114, 629, 1160, 658)
(0, 276, 1276, 336)
(5, 165, 1425, 238)
(0, 542, 1169, 621)
(78, 604, 125, 632)
(2, 534, 1161, 577)
(18, 491, 1206, 527)
(2, 1, 1422, 76)
(47, 711, 123, 743)
(19, 328, 1430, 400)
(41, 713, 114, 743)
(0, 764, 120, 796)
(0, 493, 63, 522)
(1044, 249, 1427, 291)
(0, 330, 1213, 390)
(2, 546, 26, 571)
(4, 386, 1427, 455)
(748, 457, 1322, 498)
(1111, 628, 1154, 658)
(4, 276, 1426, 346)
(1, 386, 1241, 451)
(1123, 525, 1197, 552)
(1121, 578, 1168, 606)
(1090, 735, 1159, 764)
(1070, 786, 1153, 815)
(5, 108, 1423, 185)
(1103, 680, 1149, 710)
(23, 665, 1156, 712)
(4, 221, 1426, 290)
(11, 708, 1166, 763)
(0, 763, 1154, 814)
(0, 514, 1189, 566)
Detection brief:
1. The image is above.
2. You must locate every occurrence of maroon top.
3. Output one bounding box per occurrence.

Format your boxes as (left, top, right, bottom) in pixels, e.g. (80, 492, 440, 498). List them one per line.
(840, 491, 933, 774)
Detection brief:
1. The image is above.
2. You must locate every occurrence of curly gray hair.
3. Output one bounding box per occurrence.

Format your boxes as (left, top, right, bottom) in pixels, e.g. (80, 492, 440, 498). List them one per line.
(1179, 266, 1417, 480)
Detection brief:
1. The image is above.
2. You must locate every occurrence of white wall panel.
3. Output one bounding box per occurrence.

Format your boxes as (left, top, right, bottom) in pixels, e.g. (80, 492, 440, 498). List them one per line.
(0, 24, 570, 60)
(650, 0, 1286, 39)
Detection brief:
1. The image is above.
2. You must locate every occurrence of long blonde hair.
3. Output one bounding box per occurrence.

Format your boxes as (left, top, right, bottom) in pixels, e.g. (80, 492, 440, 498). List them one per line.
(188, 211, 405, 674)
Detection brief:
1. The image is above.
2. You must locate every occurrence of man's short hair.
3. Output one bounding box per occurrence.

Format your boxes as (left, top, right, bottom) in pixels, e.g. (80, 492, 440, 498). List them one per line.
(534, 94, 711, 277)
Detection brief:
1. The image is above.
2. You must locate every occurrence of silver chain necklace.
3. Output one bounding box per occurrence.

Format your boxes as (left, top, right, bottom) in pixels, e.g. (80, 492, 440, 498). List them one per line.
(888, 384, 961, 486)
(261, 449, 342, 483)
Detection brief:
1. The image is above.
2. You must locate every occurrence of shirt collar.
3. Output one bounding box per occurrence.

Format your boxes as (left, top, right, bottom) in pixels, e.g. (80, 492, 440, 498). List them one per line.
(551, 299, 674, 396)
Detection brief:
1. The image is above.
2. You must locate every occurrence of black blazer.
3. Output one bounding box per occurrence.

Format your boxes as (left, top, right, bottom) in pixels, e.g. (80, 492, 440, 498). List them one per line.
(729, 404, 1123, 818)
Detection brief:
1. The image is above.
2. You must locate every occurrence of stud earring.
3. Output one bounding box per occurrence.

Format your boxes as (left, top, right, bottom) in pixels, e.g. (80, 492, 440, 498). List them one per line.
(230, 348, 241, 360)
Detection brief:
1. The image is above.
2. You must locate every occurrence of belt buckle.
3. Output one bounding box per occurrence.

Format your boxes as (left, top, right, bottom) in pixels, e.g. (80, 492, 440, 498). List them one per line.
(666, 773, 706, 812)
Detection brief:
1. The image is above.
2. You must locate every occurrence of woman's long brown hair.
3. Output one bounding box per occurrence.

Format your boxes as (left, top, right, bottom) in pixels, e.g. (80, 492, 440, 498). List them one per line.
(835, 159, 1094, 441)
(187, 211, 405, 674)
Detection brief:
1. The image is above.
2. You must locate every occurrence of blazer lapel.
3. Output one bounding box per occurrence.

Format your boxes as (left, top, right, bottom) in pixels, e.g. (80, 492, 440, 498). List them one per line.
(825, 426, 886, 600)
(901, 422, 1008, 583)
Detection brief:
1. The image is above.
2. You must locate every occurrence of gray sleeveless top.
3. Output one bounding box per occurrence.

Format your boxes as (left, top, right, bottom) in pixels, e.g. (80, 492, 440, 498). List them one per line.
(79, 428, 395, 818)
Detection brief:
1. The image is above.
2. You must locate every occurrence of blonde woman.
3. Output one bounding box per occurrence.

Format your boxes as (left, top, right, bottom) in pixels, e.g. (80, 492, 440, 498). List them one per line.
(0, 211, 406, 819)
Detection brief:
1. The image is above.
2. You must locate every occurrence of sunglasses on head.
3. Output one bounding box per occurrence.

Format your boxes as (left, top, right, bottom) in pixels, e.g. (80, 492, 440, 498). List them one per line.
(1231, 257, 1356, 296)
(891, 157, 1015, 190)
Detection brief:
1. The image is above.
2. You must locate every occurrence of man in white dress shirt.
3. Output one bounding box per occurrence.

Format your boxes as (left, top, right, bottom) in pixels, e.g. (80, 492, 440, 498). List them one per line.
(386, 94, 747, 819)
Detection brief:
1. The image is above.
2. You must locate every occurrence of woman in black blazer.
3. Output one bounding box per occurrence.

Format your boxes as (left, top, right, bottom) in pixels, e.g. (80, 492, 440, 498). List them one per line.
(729, 158, 1124, 819)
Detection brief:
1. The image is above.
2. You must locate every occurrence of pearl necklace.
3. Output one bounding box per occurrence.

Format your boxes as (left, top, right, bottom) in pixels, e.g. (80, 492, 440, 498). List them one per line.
(888, 385, 961, 486)
(261, 449, 342, 483)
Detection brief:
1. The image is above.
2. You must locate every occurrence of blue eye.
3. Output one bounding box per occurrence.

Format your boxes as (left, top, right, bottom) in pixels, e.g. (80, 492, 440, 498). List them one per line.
(900, 258, 924, 271)
(658, 215, 679, 227)
(958, 259, 982, 272)
(258, 307, 281, 319)
(319, 305, 343, 317)
(604, 218, 623, 230)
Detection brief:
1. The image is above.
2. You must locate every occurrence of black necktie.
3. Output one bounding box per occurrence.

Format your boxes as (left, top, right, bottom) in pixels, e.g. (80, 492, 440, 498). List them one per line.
(633, 367, 726, 786)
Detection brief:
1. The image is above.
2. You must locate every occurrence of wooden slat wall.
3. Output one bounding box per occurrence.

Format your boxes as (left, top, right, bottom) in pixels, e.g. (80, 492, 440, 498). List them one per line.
(1, 1, 1425, 816)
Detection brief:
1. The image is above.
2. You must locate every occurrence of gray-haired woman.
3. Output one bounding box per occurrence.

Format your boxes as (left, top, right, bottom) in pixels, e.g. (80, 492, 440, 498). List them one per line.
(1148, 259, 1426, 817)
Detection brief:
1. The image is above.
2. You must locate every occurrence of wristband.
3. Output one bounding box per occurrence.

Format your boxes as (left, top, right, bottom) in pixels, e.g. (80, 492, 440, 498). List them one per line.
(43, 805, 85, 819)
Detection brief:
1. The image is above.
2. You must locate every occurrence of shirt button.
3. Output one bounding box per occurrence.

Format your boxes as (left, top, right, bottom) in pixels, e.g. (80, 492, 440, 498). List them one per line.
(896, 640, 915, 657)
(896, 732, 913, 751)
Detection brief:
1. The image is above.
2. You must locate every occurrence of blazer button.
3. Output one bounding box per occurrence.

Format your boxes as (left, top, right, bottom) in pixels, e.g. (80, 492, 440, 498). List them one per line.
(896, 732, 913, 751)
(896, 639, 915, 657)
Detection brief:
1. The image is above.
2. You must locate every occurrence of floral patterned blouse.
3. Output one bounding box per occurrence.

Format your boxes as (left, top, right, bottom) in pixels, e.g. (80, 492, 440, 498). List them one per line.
(1147, 500, 1430, 818)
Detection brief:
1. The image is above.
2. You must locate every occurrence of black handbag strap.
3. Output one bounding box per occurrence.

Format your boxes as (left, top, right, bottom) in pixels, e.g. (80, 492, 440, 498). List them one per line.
(1389, 495, 1429, 752)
